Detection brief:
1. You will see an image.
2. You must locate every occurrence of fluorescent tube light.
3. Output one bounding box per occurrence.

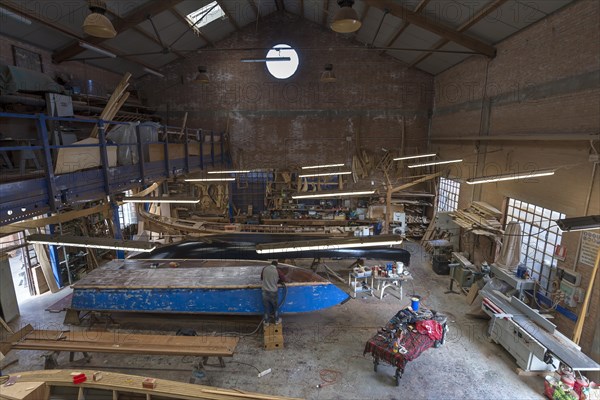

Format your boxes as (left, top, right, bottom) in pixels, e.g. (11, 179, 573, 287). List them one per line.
(466, 169, 555, 185)
(240, 57, 291, 62)
(393, 153, 437, 161)
(408, 159, 463, 168)
(292, 190, 375, 199)
(0, 6, 32, 25)
(301, 163, 345, 170)
(207, 170, 250, 174)
(123, 196, 200, 204)
(27, 234, 156, 252)
(143, 67, 165, 78)
(256, 234, 402, 254)
(185, 177, 235, 182)
(556, 215, 600, 232)
(78, 41, 117, 58)
(299, 171, 352, 178)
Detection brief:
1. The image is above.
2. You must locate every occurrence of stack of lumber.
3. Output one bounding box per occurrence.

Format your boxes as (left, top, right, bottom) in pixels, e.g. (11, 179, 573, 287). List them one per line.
(449, 201, 504, 237)
(89, 72, 132, 138)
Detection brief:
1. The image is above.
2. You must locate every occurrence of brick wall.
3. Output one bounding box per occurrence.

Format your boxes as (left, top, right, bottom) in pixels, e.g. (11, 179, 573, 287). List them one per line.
(139, 12, 434, 171)
(431, 0, 600, 365)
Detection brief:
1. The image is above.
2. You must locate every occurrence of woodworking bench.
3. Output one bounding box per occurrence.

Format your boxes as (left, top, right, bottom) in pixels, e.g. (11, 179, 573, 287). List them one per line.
(364, 307, 447, 386)
(0, 325, 239, 378)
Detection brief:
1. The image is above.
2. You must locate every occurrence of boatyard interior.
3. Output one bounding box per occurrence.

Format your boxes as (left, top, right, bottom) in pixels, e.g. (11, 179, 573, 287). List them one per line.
(0, 1, 599, 399)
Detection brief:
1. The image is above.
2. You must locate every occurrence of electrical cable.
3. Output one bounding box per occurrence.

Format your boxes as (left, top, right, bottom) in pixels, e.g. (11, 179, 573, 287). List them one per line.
(317, 369, 342, 388)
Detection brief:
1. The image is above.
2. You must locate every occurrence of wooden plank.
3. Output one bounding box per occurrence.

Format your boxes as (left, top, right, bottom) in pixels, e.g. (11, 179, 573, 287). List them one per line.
(573, 249, 600, 344)
(391, 171, 442, 194)
(31, 242, 59, 293)
(0, 381, 48, 400)
(90, 73, 132, 138)
(54, 138, 117, 175)
(0, 316, 13, 334)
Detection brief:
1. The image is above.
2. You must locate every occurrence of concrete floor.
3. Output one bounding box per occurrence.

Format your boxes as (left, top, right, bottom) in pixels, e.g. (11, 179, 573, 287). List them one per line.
(1, 242, 545, 399)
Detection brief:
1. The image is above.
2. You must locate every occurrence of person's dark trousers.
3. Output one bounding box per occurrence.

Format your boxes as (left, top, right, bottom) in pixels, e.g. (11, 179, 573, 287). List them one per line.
(262, 290, 279, 323)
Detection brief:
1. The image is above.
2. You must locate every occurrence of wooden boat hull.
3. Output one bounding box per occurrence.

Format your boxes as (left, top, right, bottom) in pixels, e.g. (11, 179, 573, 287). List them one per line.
(70, 260, 350, 315)
(71, 284, 348, 314)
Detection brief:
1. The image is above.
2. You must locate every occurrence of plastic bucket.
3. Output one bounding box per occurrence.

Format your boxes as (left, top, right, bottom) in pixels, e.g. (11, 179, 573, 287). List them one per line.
(411, 296, 421, 312)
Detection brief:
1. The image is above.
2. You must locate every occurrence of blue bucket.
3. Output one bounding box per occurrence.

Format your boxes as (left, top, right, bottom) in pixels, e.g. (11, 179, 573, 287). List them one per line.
(411, 296, 421, 312)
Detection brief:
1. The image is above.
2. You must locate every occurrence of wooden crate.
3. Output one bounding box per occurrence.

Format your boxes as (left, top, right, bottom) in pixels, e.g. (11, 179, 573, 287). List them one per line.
(263, 324, 284, 350)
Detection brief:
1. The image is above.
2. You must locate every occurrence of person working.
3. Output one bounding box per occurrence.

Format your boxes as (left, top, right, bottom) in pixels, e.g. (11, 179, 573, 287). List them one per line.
(261, 260, 286, 325)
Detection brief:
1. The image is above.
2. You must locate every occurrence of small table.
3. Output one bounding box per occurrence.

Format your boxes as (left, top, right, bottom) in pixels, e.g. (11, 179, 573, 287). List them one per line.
(348, 271, 374, 298)
(373, 273, 413, 300)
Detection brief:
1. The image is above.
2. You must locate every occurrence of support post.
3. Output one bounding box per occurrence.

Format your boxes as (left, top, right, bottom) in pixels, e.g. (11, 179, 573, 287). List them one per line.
(163, 125, 170, 178)
(97, 121, 111, 196)
(135, 125, 146, 185)
(111, 201, 124, 259)
(37, 114, 58, 212)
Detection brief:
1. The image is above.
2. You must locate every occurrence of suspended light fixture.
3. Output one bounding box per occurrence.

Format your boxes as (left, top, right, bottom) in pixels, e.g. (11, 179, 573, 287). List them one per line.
(394, 153, 437, 161)
(185, 177, 235, 182)
(299, 171, 352, 178)
(207, 170, 250, 174)
(330, 0, 362, 33)
(466, 169, 555, 185)
(78, 41, 116, 58)
(82, 0, 117, 38)
(27, 234, 156, 252)
(408, 159, 463, 168)
(256, 234, 402, 254)
(122, 196, 200, 204)
(556, 215, 600, 232)
(292, 190, 375, 199)
(320, 64, 337, 83)
(144, 67, 164, 78)
(194, 66, 210, 84)
(302, 163, 345, 169)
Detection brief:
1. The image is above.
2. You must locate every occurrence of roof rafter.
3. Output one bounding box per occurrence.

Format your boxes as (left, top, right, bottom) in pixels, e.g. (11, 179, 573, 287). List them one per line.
(215, 0, 241, 31)
(103, 10, 186, 61)
(246, 0, 259, 17)
(53, 0, 184, 63)
(169, 7, 216, 48)
(379, 0, 430, 55)
(409, 0, 508, 67)
(322, 0, 330, 27)
(364, 0, 496, 57)
(0, 0, 163, 73)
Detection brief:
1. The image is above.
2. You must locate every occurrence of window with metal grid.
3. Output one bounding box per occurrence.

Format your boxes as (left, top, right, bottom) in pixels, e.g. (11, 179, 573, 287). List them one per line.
(505, 198, 565, 293)
(437, 177, 460, 212)
(118, 190, 138, 231)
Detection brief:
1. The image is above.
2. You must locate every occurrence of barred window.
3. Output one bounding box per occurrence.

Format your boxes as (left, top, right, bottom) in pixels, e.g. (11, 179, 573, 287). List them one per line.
(505, 198, 565, 293)
(437, 177, 460, 212)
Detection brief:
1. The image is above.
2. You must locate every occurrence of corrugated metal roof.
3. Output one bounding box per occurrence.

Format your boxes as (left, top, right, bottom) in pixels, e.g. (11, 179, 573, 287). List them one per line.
(0, 0, 576, 78)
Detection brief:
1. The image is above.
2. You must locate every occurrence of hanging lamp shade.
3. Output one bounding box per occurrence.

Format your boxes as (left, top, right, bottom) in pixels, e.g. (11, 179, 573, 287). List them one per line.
(194, 66, 210, 84)
(330, 0, 361, 33)
(83, 1, 116, 38)
(320, 64, 336, 83)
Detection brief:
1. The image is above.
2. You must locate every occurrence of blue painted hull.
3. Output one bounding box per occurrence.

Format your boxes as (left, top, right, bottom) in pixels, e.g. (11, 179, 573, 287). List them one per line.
(71, 284, 349, 315)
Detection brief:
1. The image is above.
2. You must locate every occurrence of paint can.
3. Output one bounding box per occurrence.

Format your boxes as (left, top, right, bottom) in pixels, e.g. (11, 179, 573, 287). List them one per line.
(396, 262, 404, 274)
(574, 376, 589, 396)
(411, 296, 421, 312)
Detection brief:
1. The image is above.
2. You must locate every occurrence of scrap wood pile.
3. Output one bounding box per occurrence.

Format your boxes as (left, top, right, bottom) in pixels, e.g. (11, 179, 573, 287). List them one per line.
(449, 201, 504, 238)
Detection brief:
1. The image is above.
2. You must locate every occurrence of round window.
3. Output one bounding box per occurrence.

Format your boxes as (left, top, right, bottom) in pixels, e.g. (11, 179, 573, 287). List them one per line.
(266, 44, 299, 79)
